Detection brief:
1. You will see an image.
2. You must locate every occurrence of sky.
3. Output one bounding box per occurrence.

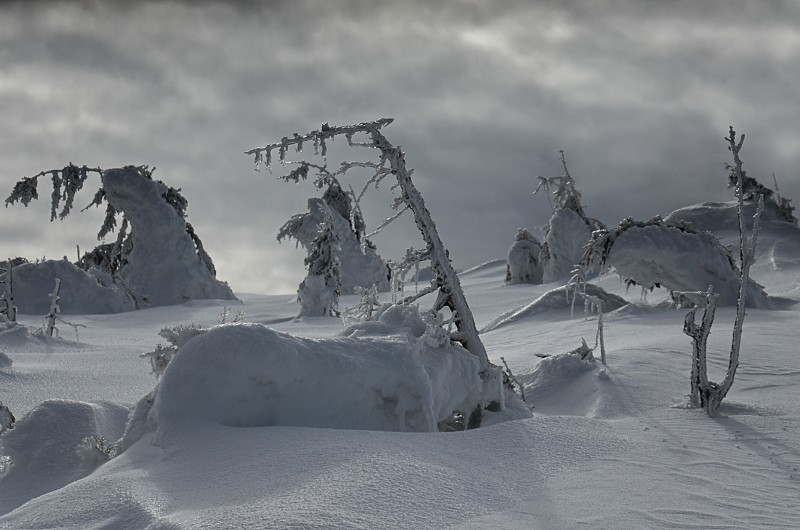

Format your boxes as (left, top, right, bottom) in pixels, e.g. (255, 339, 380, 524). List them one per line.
(2, 0, 799, 295)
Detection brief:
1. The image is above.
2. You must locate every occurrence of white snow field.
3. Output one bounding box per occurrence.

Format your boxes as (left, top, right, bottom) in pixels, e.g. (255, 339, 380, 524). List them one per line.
(1, 202, 800, 529)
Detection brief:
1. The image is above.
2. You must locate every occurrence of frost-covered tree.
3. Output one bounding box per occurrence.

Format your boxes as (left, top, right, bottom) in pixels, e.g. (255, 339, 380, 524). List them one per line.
(505, 228, 543, 284)
(682, 127, 765, 415)
(726, 167, 795, 225)
(581, 215, 770, 308)
(0, 401, 15, 432)
(285, 200, 342, 317)
(534, 151, 605, 283)
(5, 164, 234, 311)
(247, 119, 523, 426)
(43, 278, 61, 338)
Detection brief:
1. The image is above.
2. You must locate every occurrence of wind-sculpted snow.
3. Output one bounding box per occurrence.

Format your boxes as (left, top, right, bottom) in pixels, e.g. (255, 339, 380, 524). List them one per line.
(122, 306, 529, 448)
(102, 168, 236, 307)
(0, 400, 129, 516)
(482, 283, 627, 333)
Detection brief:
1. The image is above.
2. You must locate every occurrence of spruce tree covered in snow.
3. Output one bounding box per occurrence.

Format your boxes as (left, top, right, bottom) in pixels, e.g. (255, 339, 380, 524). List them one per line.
(534, 151, 605, 283)
(248, 119, 524, 425)
(682, 127, 765, 415)
(282, 200, 342, 317)
(505, 228, 543, 284)
(5, 165, 234, 311)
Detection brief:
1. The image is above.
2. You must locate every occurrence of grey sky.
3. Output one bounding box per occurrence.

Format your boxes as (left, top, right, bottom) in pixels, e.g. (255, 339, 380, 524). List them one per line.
(2, 0, 799, 294)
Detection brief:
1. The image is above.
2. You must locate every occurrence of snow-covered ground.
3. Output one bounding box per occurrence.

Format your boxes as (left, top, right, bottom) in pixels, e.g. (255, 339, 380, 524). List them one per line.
(1, 204, 800, 528)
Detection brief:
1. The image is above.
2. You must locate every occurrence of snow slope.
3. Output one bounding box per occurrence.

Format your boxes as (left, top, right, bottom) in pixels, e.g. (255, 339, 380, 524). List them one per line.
(1, 203, 799, 528)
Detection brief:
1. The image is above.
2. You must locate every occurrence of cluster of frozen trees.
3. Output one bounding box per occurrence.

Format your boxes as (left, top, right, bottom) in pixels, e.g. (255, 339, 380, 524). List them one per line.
(506, 152, 605, 286)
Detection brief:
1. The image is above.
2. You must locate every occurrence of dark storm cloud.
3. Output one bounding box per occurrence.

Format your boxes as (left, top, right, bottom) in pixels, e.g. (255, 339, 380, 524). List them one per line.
(2, 0, 799, 293)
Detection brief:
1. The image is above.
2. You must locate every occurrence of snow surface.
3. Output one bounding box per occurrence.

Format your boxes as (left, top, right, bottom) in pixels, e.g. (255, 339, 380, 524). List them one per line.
(1, 203, 800, 528)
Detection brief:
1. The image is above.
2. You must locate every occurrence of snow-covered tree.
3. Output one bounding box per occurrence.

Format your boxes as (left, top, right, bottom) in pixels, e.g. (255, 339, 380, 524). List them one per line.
(726, 167, 796, 225)
(5, 165, 235, 311)
(682, 127, 765, 415)
(581, 215, 769, 308)
(288, 200, 342, 317)
(43, 278, 61, 338)
(247, 119, 524, 426)
(0, 401, 15, 432)
(534, 151, 605, 283)
(505, 228, 543, 284)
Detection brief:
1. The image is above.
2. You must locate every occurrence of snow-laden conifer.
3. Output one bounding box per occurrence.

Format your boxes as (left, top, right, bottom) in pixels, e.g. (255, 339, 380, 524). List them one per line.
(505, 228, 543, 284)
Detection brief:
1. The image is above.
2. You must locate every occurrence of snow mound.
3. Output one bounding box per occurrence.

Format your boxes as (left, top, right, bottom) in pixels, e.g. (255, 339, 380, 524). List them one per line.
(482, 283, 627, 333)
(103, 168, 236, 306)
(8, 260, 136, 314)
(0, 400, 130, 516)
(518, 352, 605, 417)
(0, 351, 10, 369)
(123, 307, 530, 446)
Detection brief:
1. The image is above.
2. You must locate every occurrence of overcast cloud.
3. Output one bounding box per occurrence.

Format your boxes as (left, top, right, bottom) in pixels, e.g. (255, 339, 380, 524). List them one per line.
(2, 0, 799, 294)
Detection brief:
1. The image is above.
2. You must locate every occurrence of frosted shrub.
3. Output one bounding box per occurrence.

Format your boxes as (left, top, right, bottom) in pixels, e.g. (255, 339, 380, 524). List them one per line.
(141, 324, 205, 378)
(76, 435, 116, 467)
(341, 284, 382, 323)
(0, 259, 16, 323)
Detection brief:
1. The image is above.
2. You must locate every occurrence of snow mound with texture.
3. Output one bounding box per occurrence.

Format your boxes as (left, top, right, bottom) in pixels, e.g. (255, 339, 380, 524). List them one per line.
(8, 260, 136, 314)
(123, 306, 529, 447)
(0, 400, 130, 516)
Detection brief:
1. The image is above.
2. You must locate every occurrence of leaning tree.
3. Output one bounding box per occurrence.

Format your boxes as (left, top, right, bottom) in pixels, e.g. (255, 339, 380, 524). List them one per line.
(247, 119, 491, 366)
(5, 164, 234, 310)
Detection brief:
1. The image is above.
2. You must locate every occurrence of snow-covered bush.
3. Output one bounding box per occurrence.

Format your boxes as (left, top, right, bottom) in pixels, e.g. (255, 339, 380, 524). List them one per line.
(341, 284, 382, 323)
(505, 228, 543, 284)
(581, 215, 770, 308)
(141, 324, 205, 378)
(0, 259, 17, 322)
(534, 152, 605, 283)
(5, 165, 235, 312)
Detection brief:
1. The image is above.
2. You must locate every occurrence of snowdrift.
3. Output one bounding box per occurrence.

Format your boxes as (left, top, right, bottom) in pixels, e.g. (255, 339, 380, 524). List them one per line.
(122, 306, 530, 449)
(8, 260, 136, 314)
(0, 400, 129, 516)
(482, 283, 627, 332)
